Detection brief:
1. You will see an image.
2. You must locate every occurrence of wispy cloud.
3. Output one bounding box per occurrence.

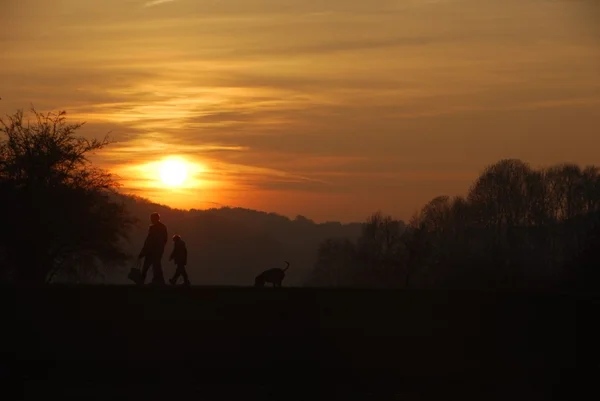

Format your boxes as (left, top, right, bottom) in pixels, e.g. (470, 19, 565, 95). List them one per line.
(144, 0, 176, 8)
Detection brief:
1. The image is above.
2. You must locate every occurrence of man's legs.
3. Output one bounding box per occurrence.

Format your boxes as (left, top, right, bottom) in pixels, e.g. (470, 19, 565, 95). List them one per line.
(140, 258, 153, 285)
(151, 259, 165, 285)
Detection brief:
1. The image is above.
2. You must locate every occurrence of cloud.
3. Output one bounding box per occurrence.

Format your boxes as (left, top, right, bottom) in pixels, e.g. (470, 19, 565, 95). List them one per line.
(2, 0, 599, 220)
(144, 0, 176, 7)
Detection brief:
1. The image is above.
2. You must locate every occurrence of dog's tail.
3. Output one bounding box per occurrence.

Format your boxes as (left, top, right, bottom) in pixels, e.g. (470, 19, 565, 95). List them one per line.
(283, 261, 290, 272)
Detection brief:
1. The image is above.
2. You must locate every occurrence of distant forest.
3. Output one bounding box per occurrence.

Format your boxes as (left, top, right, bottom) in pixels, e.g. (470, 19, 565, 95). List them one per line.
(308, 159, 600, 292)
(1, 108, 599, 291)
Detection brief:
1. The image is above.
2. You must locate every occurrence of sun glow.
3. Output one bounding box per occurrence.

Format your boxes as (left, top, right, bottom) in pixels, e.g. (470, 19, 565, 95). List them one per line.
(113, 153, 218, 210)
(159, 158, 189, 187)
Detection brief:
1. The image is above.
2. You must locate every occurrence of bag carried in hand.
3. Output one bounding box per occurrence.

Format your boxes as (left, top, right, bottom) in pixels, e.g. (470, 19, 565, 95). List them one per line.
(127, 259, 142, 284)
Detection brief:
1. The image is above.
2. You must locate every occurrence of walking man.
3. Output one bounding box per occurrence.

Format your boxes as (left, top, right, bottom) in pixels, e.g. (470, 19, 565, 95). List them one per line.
(138, 212, 168, 285)
(169, 234, 190, 286)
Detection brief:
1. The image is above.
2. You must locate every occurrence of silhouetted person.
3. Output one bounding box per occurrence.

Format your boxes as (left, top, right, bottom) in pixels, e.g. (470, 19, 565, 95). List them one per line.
(138, 212, 168, 285)
(169, 234, 190, 286)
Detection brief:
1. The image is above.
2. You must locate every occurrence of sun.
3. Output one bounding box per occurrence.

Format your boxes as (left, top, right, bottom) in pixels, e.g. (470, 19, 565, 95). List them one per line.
(159, 158, 188, 187)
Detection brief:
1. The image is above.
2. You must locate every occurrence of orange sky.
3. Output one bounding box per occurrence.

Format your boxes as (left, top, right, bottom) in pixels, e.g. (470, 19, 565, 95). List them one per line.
(1, 0, 599, 222)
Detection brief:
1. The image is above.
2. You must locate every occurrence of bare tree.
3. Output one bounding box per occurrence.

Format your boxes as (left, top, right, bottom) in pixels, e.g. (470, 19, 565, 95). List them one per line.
(355, 211, 406, 288)
(307, 238, 357, 287)
(304, 158, 600, 291)
(544, 164, 586, 221)
(0, 108, 136, 284)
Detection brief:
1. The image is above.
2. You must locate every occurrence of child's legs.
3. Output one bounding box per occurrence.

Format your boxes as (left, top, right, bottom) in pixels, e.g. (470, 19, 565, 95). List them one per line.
(172, 267, 181, 281)
(178, 264, 190, 282)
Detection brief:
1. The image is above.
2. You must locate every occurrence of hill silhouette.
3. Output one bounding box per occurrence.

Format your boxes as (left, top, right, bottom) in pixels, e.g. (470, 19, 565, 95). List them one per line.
(110, 194, 365, 286)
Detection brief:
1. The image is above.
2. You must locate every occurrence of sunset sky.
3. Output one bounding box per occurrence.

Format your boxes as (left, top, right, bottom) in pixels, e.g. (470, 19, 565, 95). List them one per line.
(2, 0, 599, 222)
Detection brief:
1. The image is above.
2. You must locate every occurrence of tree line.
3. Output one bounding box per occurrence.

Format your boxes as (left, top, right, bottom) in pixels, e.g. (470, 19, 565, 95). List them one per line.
(307, 160, 600, 292)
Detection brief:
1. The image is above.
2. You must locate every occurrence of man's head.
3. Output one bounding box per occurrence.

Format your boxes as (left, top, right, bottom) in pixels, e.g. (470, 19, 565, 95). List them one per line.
(172, 234, 181, 242)
(150, 212, 160, 224)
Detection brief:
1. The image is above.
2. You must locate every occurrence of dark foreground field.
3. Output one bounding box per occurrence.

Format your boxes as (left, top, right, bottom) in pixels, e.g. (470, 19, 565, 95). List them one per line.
(3, 286, 599, 400)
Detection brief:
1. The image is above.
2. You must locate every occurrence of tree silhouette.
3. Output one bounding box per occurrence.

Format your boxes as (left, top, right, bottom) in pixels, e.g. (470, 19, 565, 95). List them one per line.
(306, 212, 407, 288)
(0, 108, 135, 284)
(306, 238, 357, 287)
(307, 158, 600, 291)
